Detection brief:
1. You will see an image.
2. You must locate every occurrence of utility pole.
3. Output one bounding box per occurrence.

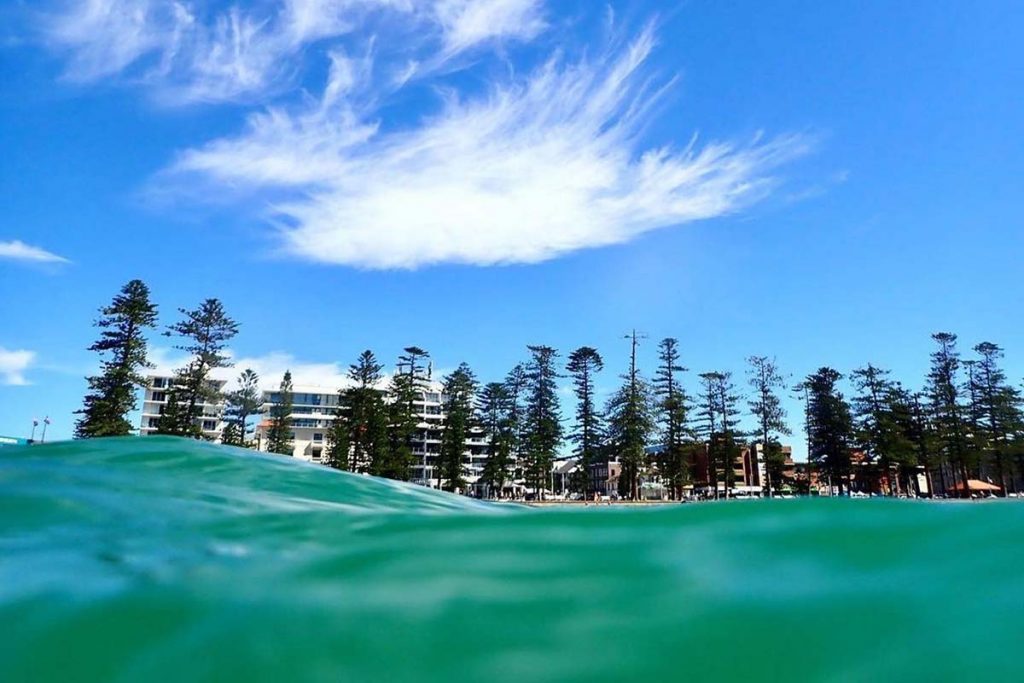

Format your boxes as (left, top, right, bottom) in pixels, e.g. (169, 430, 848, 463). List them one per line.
(623, 329, 648, 396)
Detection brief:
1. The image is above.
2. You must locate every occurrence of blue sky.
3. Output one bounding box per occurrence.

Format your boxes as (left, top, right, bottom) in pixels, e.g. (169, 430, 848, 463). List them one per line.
(1, 0, 1022, 455)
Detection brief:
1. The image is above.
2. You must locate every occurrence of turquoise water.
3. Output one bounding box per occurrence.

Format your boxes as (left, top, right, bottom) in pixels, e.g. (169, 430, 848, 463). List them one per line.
(2, 437, 1022, 681)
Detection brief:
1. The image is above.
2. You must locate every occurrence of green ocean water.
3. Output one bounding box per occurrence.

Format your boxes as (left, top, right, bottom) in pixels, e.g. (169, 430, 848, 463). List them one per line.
(2, 437, 1022, 681)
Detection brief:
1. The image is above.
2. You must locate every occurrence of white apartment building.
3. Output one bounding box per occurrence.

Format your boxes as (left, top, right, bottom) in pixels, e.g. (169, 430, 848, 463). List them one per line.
(254, 379, 495, 491)
(139, 374, 228, 440)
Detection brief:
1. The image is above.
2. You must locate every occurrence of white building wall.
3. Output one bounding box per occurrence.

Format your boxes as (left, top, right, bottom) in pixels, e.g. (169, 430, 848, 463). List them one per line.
(255, 381, 496, 491)
(139, 374, 227, 440)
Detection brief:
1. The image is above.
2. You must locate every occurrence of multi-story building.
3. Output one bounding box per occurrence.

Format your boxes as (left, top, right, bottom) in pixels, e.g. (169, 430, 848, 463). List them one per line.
(688, 442, 796, 496)
(601, 441, 796, 498)
(253, 384, 341, 462)
(255, 379, 496, 492)
(747, 443, 797, 490)
(139, 374, 228, 440)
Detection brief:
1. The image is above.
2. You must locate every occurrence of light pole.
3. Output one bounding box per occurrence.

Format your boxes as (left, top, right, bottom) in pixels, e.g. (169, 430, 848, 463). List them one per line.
(30, 419, 38, 442)
(41, 416, 50, 443)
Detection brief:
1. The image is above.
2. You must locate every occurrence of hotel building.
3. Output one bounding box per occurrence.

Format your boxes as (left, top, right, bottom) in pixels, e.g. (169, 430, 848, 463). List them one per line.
(254, 379, 494, 490)
(139, 374, 228, 440)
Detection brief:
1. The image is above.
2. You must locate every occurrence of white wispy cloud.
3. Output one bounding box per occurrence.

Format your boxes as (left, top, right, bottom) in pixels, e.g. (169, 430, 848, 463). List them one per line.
(39, 2, 810, 268)
(434, 0, 545, 54)
(43, 0, 545, 103)
(148, 347, 402, 392)
(45, 0, 186, 81)
(0, 240, 70, 263)
(173, 27, 810, 268)
(0, 348, 36, 385)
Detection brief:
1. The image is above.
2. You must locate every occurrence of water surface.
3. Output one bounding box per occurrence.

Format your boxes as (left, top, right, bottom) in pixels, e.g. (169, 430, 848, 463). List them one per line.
(2, 437, 1021, 681)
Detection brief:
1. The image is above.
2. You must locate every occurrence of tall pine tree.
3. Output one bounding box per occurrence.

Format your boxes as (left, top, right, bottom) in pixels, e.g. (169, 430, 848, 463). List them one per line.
(76, 280, 158, 438)
(655, 338, 691, 500)
(805, 367, 854, 495)
(438, 363, 477, 492)
(566, 346, 604, 497)
(350, 351, 390, 475)
(478, 382, 513, 498)
(503, 364, 528, 485)
(746, 356, 789, 497)
(522, 346, 563, 500)
(222, 368, 260, 446)
(696, 372, 743, 498)
(971, 342, 1022, 493)
(926, 333, 972, 497)
(851, 364, 916, 495)
(265, 370, 294, 455)
(607, 334, 654, 500)
(157, 299, 238, 438)
(387, 346, 430, 482)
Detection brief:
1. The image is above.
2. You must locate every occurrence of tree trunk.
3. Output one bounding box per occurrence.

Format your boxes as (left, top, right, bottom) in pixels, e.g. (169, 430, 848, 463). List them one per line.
(960, 460, 971, 500)
(996, 451, 1008, 497)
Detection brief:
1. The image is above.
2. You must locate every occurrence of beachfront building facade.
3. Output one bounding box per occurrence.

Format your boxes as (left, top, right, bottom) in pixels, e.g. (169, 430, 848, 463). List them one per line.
(254, 380, 497, 491)
(254, 385, 341, 462)
(748, 443, 797, 491)
(691, 443, 797, 496)
(590, 442, 797, 499)
(138, 374, 228, 440)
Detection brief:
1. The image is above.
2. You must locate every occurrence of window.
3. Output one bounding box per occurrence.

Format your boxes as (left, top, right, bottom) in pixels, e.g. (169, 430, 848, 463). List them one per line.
(311, 448, 322, 460)
(152, 391, 166, 402)
(152, 377, 165, 388)
(203, 420, 216, 431)
(313, 433, 323, 442)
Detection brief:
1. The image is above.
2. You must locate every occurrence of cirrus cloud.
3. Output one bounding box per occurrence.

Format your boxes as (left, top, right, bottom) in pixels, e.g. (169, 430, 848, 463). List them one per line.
(38, 1, 812, 269)
(42, 0, 546, 103)
(173, 27, 811, 268)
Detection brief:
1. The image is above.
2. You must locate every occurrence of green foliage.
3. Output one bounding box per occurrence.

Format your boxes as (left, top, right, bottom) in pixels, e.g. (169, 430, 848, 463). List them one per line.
(438, 363, 477, 492)
(478, 382, 514, 497)
(503, 364, 528, 482)
(926, 333, 972, 496)
(386, 347, 430, 482)
(219, 420, 241, 447)
(522, 346, 563, 499)
(696, 372, 744, 498)
(607, 365, 655, 501)
(321, 354, 389, 472)
(75, 280, 158, 438)
(656, 338, 691, 499)
(160, 299, 239, 438)
(266, 371, 294, 455)
(805, 367, 854, 493)
(154, 387, 188, 436)
(324, 408, 350, 471)
(344, 351, 389, 475)
(566, 346, 604, 496)
(746, 355, 789, 497)
(969, 342, 1023, 491)
(850, 364, 917, 494)
(223, 368, 260, 446)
